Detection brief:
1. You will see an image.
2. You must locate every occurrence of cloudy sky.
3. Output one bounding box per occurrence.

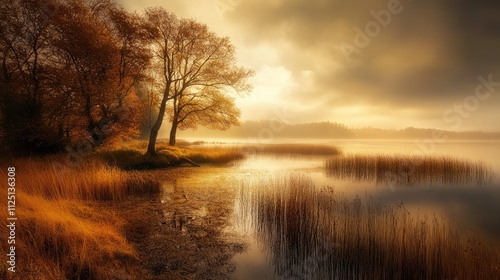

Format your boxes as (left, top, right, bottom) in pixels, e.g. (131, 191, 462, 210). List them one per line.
(121, 0, 500, 131)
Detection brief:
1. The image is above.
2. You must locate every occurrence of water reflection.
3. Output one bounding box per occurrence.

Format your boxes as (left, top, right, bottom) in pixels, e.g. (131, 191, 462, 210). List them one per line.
(234, 174, 500, 279)
(373, 187, 500, 241)
(180, 140, 500, 278)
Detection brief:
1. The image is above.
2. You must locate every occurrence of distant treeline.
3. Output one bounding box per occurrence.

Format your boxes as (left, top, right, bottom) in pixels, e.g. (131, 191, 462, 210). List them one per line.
(353, 127, 500, 140)
(177, 121, 500, 140)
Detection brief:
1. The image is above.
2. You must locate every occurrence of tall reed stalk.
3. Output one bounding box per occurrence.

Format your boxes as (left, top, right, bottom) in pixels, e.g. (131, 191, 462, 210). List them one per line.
(235, 174, 499, 279)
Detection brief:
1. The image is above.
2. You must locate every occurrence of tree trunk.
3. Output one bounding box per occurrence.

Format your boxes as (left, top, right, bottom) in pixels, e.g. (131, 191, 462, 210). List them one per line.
(168, 120, 178, 146)
(147, 89, 170, 155)
(147, 128, 159, 155)
(147, 106, 165, 155)
(85, 94, 97, 142)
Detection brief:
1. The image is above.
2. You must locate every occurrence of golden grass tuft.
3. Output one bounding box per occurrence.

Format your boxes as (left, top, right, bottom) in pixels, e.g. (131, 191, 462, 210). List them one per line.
(154, 141, 246, 165)
(0, 157, 160, 278)
(18, 157, 160, 200)
(14, 194, 135, 279)
(325, 154, 495, 186)
(180, 146, 245, 164)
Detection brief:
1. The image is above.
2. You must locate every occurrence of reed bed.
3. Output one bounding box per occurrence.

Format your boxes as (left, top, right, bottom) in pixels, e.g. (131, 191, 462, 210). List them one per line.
(235, 174, 500, 279)
(176, 146, 245, 164)
(244, 143, 342, 156)
(0, 158, 160, 279)
(325, 154, 495, 186)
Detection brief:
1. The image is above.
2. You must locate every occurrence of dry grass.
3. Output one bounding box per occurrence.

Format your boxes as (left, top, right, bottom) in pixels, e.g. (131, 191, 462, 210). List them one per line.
(179, 146, 245, 164)
(18, 157, 160, 200)
(325, 154, 495, 186)
(100, 140, 245, 169)
(235, 174, 500, 279)
(0, 157, 160, 279)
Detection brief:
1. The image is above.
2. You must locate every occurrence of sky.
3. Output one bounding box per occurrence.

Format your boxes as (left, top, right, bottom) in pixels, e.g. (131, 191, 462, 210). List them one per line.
(121, 0, 500, 131)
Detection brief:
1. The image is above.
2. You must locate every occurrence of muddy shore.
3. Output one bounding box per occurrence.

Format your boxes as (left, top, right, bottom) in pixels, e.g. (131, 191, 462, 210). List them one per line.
(118, 167, 247, 280)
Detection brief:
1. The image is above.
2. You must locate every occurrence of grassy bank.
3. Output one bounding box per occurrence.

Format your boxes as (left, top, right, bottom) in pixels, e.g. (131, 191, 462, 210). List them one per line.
(98, 140, 245, 170)
(99, 140, 342, 170)
(0, 158, 160, 279)
(236, 174, 500, 279)
(326, 154, 495, 186)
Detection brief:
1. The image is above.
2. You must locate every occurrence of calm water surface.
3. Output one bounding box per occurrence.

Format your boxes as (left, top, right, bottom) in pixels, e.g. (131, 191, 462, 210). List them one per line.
(177, 139, 500, 279)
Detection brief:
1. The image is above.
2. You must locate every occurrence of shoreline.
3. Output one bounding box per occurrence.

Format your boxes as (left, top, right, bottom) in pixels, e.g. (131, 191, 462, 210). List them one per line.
(117, 168, 246, 279)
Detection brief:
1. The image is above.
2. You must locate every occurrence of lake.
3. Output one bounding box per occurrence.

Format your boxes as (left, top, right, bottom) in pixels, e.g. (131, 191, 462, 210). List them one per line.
(166, 139, 500, 279)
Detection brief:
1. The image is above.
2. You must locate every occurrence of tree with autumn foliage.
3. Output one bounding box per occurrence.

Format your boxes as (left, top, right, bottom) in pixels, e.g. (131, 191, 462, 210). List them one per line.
(0, 0, 151, 152)
(0, 0, 62, 151)
(0, 1, 251, 154)
(169, 88, 241, 143)
(144, 7, 252, 153)
(51, 0, 151, 145)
